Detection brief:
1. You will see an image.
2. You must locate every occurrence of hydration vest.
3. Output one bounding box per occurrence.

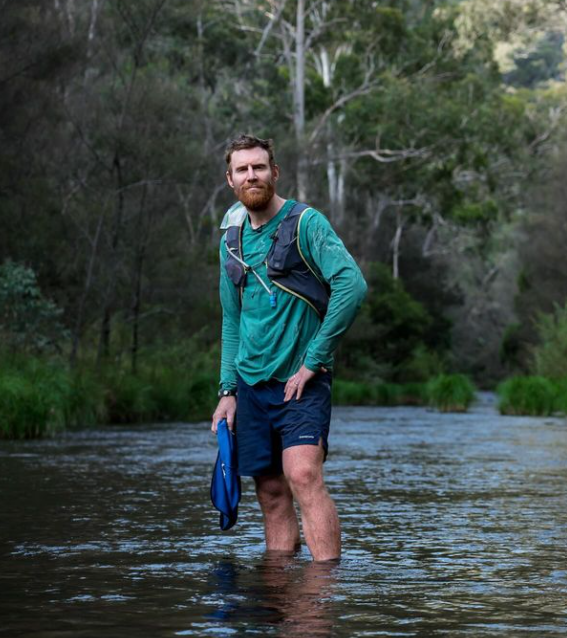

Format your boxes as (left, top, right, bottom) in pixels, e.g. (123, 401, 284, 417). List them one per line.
(222, 201, 330, 319)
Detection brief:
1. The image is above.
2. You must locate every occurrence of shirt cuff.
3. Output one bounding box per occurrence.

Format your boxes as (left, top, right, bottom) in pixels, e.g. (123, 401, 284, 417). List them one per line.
(303, 353, 331, 373)
(219, 380, 238, 392)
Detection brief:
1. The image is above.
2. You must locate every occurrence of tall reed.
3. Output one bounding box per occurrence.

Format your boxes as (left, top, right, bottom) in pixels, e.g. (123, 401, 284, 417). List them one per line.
(497, 376, 557, 416)
(426, 374, 476, 412)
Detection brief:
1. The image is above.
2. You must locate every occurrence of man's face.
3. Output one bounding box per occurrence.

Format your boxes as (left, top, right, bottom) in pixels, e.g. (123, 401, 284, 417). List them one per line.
(226, 147, 279, 211)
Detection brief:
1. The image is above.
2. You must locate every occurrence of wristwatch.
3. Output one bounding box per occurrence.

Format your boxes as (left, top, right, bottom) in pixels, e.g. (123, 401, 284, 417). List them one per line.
(218, 388, 237, 398)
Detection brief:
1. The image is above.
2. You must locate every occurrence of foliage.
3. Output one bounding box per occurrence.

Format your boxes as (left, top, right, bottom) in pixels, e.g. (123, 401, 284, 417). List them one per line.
(0, 336, 218, 438)
(340, 264, 445, 382)
(0, 358, 72, 439)
(533, 302, 567, 379)
(0, 0, 565, 390)
(397, 345, 447, 383)
(331, 379, 427, 407)
(0, 261, 68, 352)
(426, 374, 476, 412)
(497, 375, 557, 416)
(550, 378, 567, 414)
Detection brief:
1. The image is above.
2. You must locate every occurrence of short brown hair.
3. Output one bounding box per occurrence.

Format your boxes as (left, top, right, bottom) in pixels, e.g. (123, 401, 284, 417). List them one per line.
(225, 134, 275, 169)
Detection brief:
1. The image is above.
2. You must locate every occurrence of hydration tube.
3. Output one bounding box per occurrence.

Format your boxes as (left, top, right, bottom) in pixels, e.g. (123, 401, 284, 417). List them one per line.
(227, 247, 277, 308)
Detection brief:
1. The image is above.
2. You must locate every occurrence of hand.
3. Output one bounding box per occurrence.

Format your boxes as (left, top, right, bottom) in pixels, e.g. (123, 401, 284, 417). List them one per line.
(211, 396, 236, 434)
(284, 364, 327, 402)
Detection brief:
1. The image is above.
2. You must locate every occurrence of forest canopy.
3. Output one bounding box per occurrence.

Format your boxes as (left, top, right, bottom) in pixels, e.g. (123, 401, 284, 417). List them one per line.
(1, 0, 566, 386)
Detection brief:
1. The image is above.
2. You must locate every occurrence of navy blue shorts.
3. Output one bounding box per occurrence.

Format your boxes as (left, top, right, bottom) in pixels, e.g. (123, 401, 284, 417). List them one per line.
(235, 372, 332, 477)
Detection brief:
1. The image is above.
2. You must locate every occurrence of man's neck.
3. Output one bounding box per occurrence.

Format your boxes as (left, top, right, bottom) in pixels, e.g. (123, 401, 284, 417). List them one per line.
(246, 195, 287, 229)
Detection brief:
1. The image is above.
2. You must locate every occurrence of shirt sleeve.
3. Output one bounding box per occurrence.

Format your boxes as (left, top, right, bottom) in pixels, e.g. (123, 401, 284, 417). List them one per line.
(219, 237, 241, 390)
(300, 210, 367, 372)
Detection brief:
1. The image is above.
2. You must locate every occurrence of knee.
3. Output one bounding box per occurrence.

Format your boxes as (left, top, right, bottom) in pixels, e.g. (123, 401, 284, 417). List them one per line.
(285, 464, 323, 496)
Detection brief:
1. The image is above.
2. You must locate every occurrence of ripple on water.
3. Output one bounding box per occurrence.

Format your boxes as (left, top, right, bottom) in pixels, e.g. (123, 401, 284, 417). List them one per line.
(1, 406, 567, 637)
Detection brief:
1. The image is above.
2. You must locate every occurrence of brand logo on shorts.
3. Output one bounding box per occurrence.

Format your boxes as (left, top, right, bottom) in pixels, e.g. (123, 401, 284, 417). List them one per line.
(298, 435, 315, 439)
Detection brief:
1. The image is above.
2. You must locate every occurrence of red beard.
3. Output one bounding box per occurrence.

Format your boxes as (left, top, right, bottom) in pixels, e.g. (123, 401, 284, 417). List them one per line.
(238, 182, 275, 211)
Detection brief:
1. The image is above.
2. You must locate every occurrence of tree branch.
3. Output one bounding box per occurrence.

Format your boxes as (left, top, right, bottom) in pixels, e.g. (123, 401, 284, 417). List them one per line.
(255, 0, 288, 57)
(308, 81, 378, 146)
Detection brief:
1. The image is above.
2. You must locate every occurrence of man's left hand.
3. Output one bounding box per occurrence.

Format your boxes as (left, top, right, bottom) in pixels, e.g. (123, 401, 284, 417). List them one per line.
(284, 364, 326, 402)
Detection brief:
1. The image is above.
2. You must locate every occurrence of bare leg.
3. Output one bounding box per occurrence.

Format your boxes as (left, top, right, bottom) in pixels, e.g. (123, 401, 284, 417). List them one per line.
(254, 473, 301, 553)
(283, 443, 341, 561)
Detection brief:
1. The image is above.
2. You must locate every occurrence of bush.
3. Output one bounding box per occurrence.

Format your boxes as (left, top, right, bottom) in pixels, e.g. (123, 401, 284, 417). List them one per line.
(396, 382, 427, 405)
(426, 374, 475, 412)
(397, 345, 446, 382)
(551, 378, 567, 414)
(332, 379, 427, 407)
(497, 376, 557, 416)
(332, 380, 375, 405)
(0, 359, 72, 438)
(533, 303, 567, 379)
(0, 336, 220, 437)
(67, 370, 107, 427)
(103, 369, 157, 423)
(0, 260, 68, 352)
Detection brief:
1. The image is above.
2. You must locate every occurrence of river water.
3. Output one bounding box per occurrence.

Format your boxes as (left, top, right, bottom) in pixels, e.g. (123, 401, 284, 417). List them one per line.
(1, 394, 566, 637)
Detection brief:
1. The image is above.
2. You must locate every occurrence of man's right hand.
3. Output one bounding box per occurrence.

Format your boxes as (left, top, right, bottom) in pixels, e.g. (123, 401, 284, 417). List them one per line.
(211, 396, 236, 434)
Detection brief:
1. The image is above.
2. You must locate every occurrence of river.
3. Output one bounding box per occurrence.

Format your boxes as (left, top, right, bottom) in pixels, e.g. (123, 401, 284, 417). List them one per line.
(1, 394, 566, 637)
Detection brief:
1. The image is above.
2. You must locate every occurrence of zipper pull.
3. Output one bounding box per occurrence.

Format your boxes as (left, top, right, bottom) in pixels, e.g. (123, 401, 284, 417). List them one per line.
(269, 290, 277, 308)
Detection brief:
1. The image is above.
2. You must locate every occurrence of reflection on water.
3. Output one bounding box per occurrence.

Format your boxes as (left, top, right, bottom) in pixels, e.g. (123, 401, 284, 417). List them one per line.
(204, 556, 338, 637)
(1, 394, 567, 637)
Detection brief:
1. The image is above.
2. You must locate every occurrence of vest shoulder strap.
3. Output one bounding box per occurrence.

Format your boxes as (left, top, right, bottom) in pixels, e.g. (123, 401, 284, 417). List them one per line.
(220, 202, 247, 230)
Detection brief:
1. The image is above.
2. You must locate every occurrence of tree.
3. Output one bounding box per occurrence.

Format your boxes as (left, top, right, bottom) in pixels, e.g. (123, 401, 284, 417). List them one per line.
(0, 261, 68, 352)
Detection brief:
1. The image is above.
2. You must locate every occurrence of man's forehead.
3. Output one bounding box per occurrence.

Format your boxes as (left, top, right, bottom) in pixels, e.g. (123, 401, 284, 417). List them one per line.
(230, 147, 271, 167)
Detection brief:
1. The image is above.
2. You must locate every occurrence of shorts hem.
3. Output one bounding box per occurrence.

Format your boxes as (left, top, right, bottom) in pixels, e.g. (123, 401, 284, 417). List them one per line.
(282, 438, 329, 461)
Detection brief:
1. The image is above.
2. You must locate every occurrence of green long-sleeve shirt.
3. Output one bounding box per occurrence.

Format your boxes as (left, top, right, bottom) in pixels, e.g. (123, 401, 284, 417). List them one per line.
(219, 199, 367, 389)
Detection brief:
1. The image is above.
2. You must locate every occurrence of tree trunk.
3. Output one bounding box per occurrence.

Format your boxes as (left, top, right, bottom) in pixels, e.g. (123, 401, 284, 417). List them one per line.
(87, 0, 102, 57)
(69, 210, 105, 366)
(130, 185, 150, 374)
(392, 209, 405, 280)
(294, 0, 307, 201)
(96, 153, 124, 365)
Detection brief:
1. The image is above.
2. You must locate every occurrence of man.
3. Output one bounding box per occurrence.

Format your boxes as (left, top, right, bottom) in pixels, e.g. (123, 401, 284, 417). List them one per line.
(212, 134, 367, 561)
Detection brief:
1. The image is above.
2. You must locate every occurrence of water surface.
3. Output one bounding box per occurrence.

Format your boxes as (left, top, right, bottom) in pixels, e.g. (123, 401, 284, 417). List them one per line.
(1, 394, 566, 636)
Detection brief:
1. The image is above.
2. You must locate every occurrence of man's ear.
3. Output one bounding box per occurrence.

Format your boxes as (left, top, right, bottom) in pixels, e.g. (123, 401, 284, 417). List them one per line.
(272, 164, 280, 181)
(226, 170, 234, 188)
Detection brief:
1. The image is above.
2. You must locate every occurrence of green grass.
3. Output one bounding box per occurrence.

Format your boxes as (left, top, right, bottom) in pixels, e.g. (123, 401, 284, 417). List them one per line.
(550, 378, 567, 414)
(497, 376, 557, 416)
(0, 350, 218, 439)
(332, 379, 428, 407)
(0, 360, 72, 438)
(426, 374, 476, 412)
(332, 380, 376, 405)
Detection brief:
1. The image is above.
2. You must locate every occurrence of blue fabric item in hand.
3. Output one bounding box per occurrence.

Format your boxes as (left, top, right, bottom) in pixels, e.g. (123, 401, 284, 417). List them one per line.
(210, 418, 241, 530)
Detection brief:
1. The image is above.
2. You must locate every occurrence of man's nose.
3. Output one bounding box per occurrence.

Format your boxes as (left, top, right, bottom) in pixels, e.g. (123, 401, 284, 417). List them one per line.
(246, 165, 257, 180)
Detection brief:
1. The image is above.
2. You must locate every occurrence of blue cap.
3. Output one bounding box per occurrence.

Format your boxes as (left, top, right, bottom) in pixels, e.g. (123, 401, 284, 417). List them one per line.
(210, 419, 241, 530)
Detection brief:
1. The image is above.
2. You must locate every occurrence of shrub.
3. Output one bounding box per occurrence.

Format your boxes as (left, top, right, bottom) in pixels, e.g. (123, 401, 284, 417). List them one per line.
(396, 382, 427, 405)
(498, 376, 556, 416)
(551, 378, 567, 414)
(533, 303, 567, 379)
(0, 360, 71, 438)
(0, 260, 68, 352)
(331, 379, 427, 407)
(397, 345, 446, 382)
(332, 380, 375, 406)
(67, 370, 107, 427)
(103, 369, 156, 423)
(426, 374, 475, 412)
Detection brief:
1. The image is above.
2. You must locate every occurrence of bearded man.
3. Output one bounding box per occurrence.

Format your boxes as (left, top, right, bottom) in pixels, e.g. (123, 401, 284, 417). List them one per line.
(212, 134, 367, 561)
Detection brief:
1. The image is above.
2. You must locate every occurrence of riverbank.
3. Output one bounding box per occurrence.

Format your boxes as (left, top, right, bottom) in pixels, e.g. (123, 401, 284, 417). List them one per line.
(2, 355, 566, 439)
